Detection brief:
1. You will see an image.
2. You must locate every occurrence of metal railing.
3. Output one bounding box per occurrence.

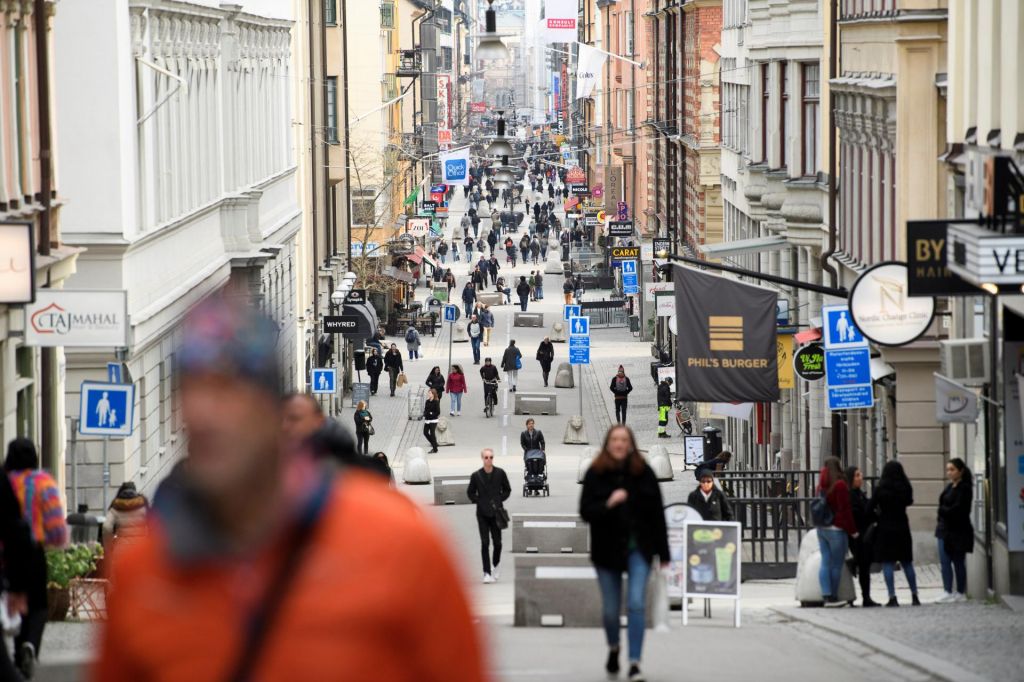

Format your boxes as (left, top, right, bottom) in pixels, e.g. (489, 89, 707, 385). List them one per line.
(717, 469, 876, 580)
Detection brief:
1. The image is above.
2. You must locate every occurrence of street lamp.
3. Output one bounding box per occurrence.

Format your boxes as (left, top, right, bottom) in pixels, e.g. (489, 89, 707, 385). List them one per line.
(485, 111, 514, 157)
(476, 0, 510, 62)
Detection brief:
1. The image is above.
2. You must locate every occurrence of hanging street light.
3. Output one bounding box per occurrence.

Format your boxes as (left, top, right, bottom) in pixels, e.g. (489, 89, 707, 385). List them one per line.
(475, 0, 510, 62)
(485, 111, 514, 158)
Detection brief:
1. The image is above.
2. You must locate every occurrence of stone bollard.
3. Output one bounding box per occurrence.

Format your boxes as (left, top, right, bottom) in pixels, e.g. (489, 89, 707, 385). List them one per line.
(550, 320, 566, 342)
(564, 414, 588, 445)
(435, 417, 455, 446)
(646, 445, 674, 481)
(554, 362, 574, 388)
(544, 257, 564, 275)
(453, 319, 468, 342)
(576, 446, 597, 482)
(403, 446, 431, 484)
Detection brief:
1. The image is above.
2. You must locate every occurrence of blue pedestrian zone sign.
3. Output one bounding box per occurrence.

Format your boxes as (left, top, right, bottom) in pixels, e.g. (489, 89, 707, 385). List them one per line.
(569, 336, 590, 365)
(822, 305, 866, 349)
(825, 348, 871, 386)
(79, 381, 135, 437)
(569, 316, 590, 336)
(621, 260, 637, 275)
(107, 362, 123, 384)
(444, 304, 460, 323)
(827, 385, 874, 410)
(563, 304, 581, 321)
(311, 368, 337, 395)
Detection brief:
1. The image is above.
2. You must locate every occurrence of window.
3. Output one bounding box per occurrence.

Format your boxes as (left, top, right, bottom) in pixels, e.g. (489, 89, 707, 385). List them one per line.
(352, 189, 376, 226)
(801, 63, 820, 176)
(738, 85, 749, 156)
(760, 63, 769, 162)
(380, 1, 395, 29)
(325, 0, 337, 25)
(624, 11, 634, 56)
(778, 61, 788, 168)
(325, 77, 339, 144)
(626, 89, 634, 133)
(14, 347, 34, 440)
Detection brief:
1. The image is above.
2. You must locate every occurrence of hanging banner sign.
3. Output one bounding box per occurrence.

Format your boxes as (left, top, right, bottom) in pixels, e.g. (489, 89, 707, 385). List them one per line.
(906, 220, 980, 296)
(777, 334, 795, 390)
(608, 221, 634, 238)
(0, 222, 35, 304)
(849, 261, 935, 346)
(407, 217, 431, 236)
(543, 0, 578, 43)
(611, 246, 641, 260)
(793, 343, 825, 382)
(575, 43, 607, 100)
(935, 373, 979, 424)
(673, 266, 779, 403)
(25, 290, 129, 348)
(441, 148, 471, 186)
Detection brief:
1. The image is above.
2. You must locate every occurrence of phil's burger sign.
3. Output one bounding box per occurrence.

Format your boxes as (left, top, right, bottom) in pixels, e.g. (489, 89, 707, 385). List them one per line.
(25, 290, 128, 348)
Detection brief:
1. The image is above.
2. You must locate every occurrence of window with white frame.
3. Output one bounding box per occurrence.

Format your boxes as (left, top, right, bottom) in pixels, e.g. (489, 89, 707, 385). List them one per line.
(625, 11, 634, 56)
(352, 188, 377, 226)
(801, 62, 820, 176)
(326, 77, 339, 144)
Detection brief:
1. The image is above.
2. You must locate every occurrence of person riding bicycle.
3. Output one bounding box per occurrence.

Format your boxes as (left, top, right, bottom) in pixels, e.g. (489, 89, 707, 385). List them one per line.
(657, 377, 673, 438)
(480, 358, 501, 414)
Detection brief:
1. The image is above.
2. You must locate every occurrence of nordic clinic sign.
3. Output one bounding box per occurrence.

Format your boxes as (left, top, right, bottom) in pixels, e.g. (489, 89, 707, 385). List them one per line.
(24, 290, 129, 347)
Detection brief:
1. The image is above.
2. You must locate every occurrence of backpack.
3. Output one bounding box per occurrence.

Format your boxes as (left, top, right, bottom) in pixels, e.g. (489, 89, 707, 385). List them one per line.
(405, 328, 417, 343)
(810, 491, 835, 527)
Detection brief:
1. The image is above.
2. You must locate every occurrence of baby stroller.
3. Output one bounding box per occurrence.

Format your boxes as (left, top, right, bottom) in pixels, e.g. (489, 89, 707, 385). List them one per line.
(523, 449, 550, 497)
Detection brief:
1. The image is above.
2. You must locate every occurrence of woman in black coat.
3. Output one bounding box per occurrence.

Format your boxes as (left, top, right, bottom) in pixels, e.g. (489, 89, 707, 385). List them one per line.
(422, 388, 441, 453)
(579, 425, 669, 681)
(425, 366, 446, 400)
(383, 344, 404, 397)
(869, 460, 920, 606)
(365, 348, 384, 395)
(536, 337, 555, 387)
(935, 457, 974, 602)
(845, 466, 879, 607)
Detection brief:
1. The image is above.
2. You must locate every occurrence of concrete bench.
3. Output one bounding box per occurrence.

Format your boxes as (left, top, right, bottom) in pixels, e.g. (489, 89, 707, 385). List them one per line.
(514, 312, 545, 328)
(432, 475, 472, 505)
(514, 555, 653, 627)
(514, 392, 557, 415)
(477, 291, 504, 306)
(512, 514, 588, 554)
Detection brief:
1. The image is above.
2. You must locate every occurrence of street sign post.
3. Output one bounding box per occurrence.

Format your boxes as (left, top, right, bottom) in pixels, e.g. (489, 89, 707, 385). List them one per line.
(569, 336, 590, 364)
(569, 316, 590, 336)
(822, 305, 872, 410)
(311, 368, 337, 394)
(622, 259, 639, 295)
(80, 380, 136, 509)
(444, 304, 461, 372)
(106, 362, 123, 385)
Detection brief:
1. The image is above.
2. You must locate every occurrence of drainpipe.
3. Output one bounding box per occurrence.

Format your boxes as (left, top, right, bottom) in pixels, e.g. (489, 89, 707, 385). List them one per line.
(34, 0, 55, 466)
(308, 0, 319, 318)
(341, 0, 352, 271)
(821, 0, 839, 288)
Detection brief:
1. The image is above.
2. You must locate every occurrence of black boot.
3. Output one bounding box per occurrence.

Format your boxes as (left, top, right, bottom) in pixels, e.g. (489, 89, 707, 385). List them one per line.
(886, 596, 899, 607)
(911, 593, 921, 606)
(605, 647, 620, 676)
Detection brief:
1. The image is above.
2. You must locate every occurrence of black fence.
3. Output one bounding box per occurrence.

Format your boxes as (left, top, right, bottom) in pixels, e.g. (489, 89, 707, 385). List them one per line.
(718, 470, 875, 580)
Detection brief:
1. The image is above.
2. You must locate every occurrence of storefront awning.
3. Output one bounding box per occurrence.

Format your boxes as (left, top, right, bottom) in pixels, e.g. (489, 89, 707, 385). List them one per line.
(794, 328, 822, 344)
(698, 236, 788, 258)
(870, 357, 896, 381)
(415, 246, 439, 271)
(342, 302, 380, 338)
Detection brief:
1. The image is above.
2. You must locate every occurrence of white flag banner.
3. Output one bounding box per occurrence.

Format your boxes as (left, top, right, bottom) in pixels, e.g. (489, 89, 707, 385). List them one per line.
(575, 43, 606, 100)
(935, 373, 979, 424)
(440, 147, 471, 186)
(543, 0, 577, 44)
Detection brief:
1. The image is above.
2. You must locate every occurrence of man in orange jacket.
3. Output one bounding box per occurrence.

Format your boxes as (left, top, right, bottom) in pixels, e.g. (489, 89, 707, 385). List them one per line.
(94, 300, 488, 682)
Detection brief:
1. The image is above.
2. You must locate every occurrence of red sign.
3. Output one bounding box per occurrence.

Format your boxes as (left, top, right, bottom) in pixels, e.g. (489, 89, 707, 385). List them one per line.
(546, 18, 575, 29)
(470, 102, 487, 113)
(566, 167, 587, 184)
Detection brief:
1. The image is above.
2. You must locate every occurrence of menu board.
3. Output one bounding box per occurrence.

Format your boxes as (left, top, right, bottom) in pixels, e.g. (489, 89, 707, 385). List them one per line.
(683, 436, 704, 466)
(682, 521, 741, 599)
(663, 504, 704, 599)
(350, 382, 371, 409)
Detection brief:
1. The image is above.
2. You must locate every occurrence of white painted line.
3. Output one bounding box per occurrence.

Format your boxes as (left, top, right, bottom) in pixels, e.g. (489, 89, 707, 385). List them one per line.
(535, 567, 596, 579)
(440, 479, 470, 485)
(523, 521, 577, 528)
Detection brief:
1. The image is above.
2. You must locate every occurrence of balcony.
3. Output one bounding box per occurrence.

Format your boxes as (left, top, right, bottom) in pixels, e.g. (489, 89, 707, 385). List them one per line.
(381, 73, 398, 102)
(380, 1, 395, 29)
(397, 50, 421, 77)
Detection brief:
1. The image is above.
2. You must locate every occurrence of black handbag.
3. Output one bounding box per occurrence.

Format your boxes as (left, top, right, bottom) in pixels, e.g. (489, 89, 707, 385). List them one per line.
(495, 503, 510, 530)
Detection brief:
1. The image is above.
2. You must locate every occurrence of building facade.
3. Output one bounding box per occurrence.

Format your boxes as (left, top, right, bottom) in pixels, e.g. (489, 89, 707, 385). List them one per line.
(53, 0, 301, 507)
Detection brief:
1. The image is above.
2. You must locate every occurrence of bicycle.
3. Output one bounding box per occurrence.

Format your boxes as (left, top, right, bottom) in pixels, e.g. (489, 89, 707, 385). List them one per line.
(483, 379, 499, 418)
(674, 400, 696, 435)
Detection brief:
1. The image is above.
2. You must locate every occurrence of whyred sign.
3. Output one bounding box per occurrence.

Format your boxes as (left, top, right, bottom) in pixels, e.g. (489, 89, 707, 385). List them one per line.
(547, 18, 575, 29)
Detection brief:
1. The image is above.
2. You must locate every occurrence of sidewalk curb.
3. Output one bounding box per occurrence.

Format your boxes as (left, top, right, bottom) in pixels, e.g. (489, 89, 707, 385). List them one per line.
(769, 606, 990, 682)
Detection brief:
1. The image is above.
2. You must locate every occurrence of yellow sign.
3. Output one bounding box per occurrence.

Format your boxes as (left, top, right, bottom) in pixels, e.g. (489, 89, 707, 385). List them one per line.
(611, 246, 641, 259)
(597, 211, 606, 222)
(777, 334, 794, 390)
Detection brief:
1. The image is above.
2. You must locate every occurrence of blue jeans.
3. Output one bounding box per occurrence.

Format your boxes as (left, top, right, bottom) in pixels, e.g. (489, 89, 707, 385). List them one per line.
(596, 550, 651, 663)
(519, 295, 528, 311)
(535, 285, 544, 299)
(882, 561, 918, 598)
(817, 528, 848, 599)
(450, 392, 463, 413)
(937, 538, 967, 594)
(408, 348, 419, 360)
(470, 337, 481, 363)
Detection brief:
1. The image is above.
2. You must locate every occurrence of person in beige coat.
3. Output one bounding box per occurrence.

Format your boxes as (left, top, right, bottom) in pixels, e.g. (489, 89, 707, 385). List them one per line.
(102, 482, 149, 548)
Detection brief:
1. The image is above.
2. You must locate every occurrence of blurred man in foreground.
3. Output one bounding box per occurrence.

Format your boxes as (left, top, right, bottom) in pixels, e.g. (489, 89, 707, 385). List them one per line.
(95, 299, 487, 682)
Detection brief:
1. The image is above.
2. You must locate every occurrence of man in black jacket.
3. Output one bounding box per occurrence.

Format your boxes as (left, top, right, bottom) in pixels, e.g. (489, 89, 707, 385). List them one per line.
(467, 449, 511, 584)
(687, 471, 734, 521)
(520, 418, 546, 454)
(657, 377, 673, 438)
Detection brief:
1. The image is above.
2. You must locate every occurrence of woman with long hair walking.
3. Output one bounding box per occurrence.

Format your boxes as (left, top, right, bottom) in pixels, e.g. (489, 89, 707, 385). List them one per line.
(935, 458, 974, 603)
(353, 400, 373, 455)
(871, 460, 920, 606)
(447, 364, 468, 416)
(579, 425, 669, 682)
(423, 388, 441, 453)
(816, 457, 857, 604)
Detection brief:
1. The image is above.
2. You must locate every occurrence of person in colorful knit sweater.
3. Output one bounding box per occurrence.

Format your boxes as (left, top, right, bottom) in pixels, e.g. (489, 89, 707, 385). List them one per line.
(6, 437, 68, 678)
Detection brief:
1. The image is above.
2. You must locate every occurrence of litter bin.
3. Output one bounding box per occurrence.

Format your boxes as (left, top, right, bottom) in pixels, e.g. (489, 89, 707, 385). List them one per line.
(353, 348, 366, 371)
(629, 315, 640, 333)
(702, 426, 722, 461)
(67, 505, 104, 544)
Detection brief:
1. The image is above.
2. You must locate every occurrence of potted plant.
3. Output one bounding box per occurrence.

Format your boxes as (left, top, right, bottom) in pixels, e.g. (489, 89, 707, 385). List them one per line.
(46, 543, 103, 621)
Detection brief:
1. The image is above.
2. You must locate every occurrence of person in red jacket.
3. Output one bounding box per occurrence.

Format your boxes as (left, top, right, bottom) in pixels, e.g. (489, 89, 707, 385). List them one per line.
(817, 456, 858, 604)
(446, 364, 468, 416)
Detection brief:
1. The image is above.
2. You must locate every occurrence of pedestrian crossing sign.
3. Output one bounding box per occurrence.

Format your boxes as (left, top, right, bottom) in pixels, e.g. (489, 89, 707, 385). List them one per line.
(79, 381, 135, 437)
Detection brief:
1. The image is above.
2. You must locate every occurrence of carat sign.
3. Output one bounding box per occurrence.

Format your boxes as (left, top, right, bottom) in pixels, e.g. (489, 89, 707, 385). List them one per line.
(849, 262, 935, 346)
(25, 290, 128, 347)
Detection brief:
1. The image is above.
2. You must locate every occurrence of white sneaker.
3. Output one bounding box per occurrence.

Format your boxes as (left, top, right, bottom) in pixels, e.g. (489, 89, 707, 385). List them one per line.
(935, 591, 956, 604)
(492, 565, 501, 581)
(953, 592, 968, 602)
(483, 573, 495, 584)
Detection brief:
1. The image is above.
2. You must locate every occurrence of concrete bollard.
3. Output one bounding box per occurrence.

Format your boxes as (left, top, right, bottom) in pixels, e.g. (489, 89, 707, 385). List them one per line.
(564, 415, 588, 445)
(403, 447, 431, 484)
(453, 319, 468, 342)
(554, 362, 574, 388)
(647, 445, 674, 482)
(576, 446, 597, 482)
(435, 417, 455, 446)
(544, 257, 564, 275)
(550, 320, 566, 342)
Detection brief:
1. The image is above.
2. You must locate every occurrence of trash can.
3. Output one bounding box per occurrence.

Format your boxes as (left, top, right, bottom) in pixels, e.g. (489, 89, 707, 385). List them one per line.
(702, 426, 722, 461)
(353, 348, 366, 371)
(67, 505, 104, 544)
(629, 315, 640, 333)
